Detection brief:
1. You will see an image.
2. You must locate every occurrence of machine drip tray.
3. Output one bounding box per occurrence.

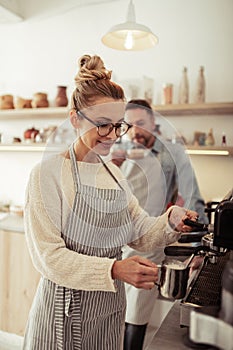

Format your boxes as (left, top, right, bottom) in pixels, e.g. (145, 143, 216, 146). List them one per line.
(182, 332, 219, 349)
(180, 252, 230, 327)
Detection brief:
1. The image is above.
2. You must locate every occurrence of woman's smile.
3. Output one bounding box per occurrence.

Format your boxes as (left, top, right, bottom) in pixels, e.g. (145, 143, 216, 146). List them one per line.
(96, 139, 115, 153)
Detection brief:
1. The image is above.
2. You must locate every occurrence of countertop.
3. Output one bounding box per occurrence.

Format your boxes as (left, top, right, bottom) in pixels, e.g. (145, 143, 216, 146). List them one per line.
(146, 301, 218, 350)
(0, 213, 24, 233)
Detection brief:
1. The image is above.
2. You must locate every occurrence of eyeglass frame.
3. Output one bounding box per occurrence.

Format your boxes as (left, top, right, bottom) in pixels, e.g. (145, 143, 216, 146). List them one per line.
(76, 110, 132, 138)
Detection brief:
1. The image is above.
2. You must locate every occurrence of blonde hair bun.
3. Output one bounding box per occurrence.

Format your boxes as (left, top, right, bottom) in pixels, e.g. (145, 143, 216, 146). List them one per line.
(71, 53, 124, 110)
(75, 54, 112, 84)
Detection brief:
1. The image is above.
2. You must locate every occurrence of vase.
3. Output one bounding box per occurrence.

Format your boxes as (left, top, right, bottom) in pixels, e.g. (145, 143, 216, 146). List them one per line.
(178, 67, 189, 104)
(55, 86, 68, 107)
(31, 92, 49, 108)
(194, 66, 206, 103)
(15, 96, 32, 109)
(205, 128, 215, 146)
(0, 94, 14, 109)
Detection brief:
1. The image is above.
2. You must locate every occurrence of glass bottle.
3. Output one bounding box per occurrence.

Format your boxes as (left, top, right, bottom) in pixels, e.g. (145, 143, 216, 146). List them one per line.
(178, 67, 189, 104)
(194, 66, 206, 103)
(205, 128, 215, 146)
(162, 83, 173, 104)
(222, 132, 227, 146)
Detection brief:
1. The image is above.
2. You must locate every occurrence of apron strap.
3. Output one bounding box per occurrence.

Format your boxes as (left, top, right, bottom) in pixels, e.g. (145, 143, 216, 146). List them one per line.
(55, 286, 82, 349)
(69, 143, 81, 191)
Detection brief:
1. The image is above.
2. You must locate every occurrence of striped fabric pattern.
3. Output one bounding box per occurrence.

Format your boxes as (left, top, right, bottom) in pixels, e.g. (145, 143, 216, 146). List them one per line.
(23, 144, 130, 349)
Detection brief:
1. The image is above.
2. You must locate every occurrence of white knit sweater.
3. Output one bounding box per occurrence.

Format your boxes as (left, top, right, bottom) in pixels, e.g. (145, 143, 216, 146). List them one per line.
(24, 154, 180, 293)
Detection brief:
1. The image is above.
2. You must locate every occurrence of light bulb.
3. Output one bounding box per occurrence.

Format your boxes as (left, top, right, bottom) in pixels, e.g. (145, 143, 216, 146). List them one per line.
(124, 31, 134, 50)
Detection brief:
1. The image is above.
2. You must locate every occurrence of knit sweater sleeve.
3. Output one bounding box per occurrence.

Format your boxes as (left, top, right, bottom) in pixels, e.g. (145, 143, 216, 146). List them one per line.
(107, 162, 182, 251)
(24, 162, 116, 292)
(127, 195, 181, 251)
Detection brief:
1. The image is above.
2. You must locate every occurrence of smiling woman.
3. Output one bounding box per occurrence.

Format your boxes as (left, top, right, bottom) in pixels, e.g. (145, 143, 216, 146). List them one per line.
(23, 53, 198, 350)
(67, 54, 129, 159)
(69, 98, 129, 159)
(77, 110, 132, 138)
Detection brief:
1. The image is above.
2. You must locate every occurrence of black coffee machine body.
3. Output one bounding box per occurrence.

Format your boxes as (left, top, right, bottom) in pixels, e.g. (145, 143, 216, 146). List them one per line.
(214, 190, 233, 250)
(189, 189, 233, 350)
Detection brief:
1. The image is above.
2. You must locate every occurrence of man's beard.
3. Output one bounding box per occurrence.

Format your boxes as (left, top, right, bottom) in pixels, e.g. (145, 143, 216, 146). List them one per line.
(132, 134, 154, 148)
(133, 135, 147, 146)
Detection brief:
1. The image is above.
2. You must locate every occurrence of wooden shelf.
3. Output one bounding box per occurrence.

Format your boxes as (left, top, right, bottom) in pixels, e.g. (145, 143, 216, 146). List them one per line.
(0, 102, 232, 156)
(0, 107, 69, 120)
(185, 146, 233, 156)
(0, 143, 66, 152)
(0, 143, 232, 156)
(0, 102, 232, 119)
(152, 102, 233, 116)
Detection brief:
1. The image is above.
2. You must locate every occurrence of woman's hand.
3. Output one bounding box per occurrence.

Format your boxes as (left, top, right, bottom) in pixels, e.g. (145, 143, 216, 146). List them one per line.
(111, 256, 159, 290)
(169, 207, 198, 233)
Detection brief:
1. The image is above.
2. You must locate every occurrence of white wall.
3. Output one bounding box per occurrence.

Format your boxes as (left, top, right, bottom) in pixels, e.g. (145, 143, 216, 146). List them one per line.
(0, 0, 233, 205)
(1, 0, 233, 102)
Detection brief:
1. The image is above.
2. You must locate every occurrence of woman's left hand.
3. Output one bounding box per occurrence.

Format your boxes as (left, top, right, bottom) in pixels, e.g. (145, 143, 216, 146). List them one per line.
(169, 207, 198, 233)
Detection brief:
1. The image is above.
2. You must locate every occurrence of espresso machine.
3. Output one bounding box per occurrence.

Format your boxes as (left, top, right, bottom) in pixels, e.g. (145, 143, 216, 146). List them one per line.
(178, 189, 233, 350)
(180, 190, 233, 350)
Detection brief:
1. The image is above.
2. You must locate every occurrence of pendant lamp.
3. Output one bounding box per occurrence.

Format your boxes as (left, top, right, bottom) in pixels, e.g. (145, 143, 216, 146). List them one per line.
(101, 0, 158, 51)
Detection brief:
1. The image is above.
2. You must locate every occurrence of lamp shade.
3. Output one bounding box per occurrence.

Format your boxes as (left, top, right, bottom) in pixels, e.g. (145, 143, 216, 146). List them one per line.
(101, 0, 158, 51)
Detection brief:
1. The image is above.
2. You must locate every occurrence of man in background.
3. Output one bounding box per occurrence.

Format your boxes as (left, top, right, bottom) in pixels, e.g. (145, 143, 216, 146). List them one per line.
(112, 99, 208, 350)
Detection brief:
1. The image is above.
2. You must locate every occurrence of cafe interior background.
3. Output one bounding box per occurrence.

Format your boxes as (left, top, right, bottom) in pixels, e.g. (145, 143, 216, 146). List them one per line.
(0, 0, 232, 347)
(0, 0, 232, 208)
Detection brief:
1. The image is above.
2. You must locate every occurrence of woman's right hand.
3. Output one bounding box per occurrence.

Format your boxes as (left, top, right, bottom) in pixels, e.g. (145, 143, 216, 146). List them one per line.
(111, 256, 159, 290)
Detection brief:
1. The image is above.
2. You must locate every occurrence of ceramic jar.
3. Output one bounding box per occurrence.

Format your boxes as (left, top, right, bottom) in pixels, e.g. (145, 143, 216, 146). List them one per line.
(24, 126, 40, 142)
(15, 96, 32, 109)
(55, 86, 68, 107)
(31, 92, 49, 108)
(0, 95, 14, 109)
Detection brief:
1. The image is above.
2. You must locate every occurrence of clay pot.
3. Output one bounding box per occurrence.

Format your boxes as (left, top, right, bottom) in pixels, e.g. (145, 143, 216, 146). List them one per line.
(0, 95, 14, 109)
(24, 127, 40, 142)
(15, 97, 32, 109)
(55, 86, 68, 107)
(31, 92, 49, 108)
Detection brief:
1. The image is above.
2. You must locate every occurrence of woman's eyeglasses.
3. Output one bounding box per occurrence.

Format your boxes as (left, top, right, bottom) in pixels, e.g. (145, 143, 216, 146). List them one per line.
(77, 110, 132, 138)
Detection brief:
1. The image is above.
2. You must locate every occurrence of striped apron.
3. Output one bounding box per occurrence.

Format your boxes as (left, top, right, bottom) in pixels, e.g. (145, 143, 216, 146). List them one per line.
(23, 145, 132, 350)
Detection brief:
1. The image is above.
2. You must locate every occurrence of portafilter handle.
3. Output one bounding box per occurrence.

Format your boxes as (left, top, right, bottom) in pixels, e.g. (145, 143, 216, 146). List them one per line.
(164, 245, 209, 256)
(183, 218, 214, 232)
(178, 231, 207, 243)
